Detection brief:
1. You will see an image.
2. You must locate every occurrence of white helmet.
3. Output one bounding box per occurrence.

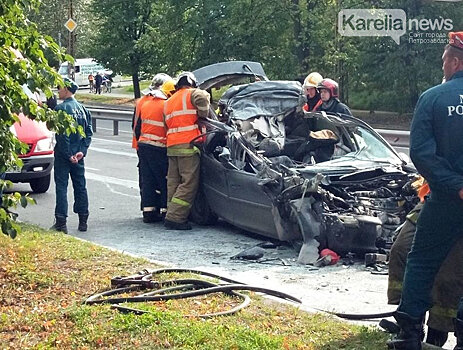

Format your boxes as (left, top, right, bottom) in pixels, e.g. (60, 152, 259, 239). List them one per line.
(149, 73, 172, 90)
(303, 72, 323, 89)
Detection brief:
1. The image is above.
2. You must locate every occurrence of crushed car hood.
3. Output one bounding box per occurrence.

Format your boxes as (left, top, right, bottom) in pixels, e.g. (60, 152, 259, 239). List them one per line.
(193, 61, 268, 91)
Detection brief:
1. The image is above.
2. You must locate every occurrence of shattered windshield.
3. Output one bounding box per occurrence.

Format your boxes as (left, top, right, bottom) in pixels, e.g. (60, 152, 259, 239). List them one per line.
(341, 125, 399, 163)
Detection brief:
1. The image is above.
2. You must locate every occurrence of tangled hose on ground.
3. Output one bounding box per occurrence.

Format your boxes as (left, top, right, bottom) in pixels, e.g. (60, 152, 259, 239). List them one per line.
(85, 268, 301, 318)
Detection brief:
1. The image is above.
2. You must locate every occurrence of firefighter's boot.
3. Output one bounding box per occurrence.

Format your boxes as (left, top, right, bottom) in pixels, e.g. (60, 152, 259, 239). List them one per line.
(454, 318, 463, 350)
(425, 327, 448, 347)
(387, 311, 423, 350)
(78, 213, 89, 232)
(51, 215, 67, 234)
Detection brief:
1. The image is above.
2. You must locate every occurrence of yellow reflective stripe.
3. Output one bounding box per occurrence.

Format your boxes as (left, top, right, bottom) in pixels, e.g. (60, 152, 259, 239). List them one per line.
(141, 119, 164, 127)
(165, 109, 197, 121)
(171, 197, 190, 206)
(388, 280, 403, 291)
(167, 147, 200, 156)
(430, 305, 457, 319)
(140, 133, 165, 141)
(406, 211, 419, 224)
(166, 124, 199, 135)
(138, 140, 166, 147)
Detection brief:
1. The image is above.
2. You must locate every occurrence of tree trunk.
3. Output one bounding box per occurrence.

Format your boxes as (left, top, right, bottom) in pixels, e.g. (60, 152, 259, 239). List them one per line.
(132, 73, 141, 99)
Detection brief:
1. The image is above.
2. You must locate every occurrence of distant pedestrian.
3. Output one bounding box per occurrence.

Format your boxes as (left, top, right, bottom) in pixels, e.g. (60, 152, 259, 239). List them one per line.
(163, 72, 210, 230)
(51, 78, 92, 233)
(88, 73, 94, 93)
(94, 72, 102, 94)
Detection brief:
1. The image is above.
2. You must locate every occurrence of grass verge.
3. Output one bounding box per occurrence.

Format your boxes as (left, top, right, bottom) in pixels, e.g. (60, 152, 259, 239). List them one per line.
(0, 225, 388, 349)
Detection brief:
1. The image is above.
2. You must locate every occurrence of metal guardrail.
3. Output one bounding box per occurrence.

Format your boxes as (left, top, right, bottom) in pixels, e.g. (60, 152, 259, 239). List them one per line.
(87, 106, 133, 135)
(86, 106, 411, 147)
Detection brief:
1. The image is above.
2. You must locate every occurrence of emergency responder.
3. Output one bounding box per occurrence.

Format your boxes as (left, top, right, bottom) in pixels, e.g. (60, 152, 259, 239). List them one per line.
(302, 72, 323, 111)
(388, 31, 463, 350)
(52, 78, 92, 233)
(316, 78, 352, 116)
(133, 73, 173, 223)
(387, 181, 463, 347)
(163, 72, 210, 230)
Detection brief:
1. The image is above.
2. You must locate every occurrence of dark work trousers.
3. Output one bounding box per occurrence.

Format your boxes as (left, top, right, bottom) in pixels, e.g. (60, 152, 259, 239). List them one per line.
(398, 193, 463, 319)
(389, 201, 463, 332)
(54, 155, 89, 217)
(136, 149, 143, 211)
(138, 143, 168, 211)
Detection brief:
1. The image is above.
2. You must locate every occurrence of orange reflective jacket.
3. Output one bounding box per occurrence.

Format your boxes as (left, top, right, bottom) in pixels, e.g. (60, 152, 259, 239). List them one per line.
(138, 96, 166, 147)
(163, 88, 200, 147)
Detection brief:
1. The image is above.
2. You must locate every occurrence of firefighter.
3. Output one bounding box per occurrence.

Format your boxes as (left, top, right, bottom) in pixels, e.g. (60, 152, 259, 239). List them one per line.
(133, 73, 173, 223)
(163, 72, 210, 230)
(388, 182, 463, 346)
(388, 31, 463, 350)
(302, 72, 323, 111)
(316, 78, 352, 116)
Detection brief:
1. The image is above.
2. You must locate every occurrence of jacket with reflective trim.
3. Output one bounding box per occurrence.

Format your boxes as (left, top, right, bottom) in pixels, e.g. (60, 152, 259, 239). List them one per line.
(164, 88, 200, 147)
(138, 95, 166, 147)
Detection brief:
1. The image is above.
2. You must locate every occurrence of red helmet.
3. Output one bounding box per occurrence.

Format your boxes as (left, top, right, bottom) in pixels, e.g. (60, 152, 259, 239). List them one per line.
(317, 78, 339, 98)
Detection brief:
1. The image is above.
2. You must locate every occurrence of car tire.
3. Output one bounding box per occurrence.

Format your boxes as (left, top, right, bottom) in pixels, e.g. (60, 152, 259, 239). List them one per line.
(189, 186, 218, 225)
(29, 174, 51, 193)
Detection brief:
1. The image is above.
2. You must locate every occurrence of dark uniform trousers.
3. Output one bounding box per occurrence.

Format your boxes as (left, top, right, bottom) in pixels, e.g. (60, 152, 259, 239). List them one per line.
(165, 154, 200, 223)
(138, 143, 168, 210)
(398, 193, 463, 321)
(54, 155, 88, 217)
(388, 201, 463, 332)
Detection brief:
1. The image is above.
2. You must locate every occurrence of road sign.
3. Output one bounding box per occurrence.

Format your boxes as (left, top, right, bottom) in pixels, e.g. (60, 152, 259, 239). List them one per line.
(64, 18, 77, 32)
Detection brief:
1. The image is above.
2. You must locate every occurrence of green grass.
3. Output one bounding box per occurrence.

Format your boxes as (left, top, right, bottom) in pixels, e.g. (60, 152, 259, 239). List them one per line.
(0, 226, 389, 349)
(122, 80, 151, 93)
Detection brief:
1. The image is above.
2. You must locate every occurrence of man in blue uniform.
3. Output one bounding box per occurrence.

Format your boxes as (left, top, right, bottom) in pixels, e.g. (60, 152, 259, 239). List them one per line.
(51, 78, 93, 233)
(388, 32, 463, 350)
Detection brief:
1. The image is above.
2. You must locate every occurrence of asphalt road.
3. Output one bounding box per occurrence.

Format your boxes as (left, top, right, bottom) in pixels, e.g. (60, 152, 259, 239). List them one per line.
(8, 118, 456, 348)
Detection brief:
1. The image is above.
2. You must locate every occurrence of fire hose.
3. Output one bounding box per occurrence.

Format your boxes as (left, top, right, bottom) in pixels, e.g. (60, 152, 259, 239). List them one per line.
(85, 268, 396, 321)
(85, 268, 301, 318)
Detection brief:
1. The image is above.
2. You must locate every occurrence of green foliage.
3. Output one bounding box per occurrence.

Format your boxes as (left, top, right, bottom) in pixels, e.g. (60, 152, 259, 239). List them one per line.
(0, 0, 75, 238)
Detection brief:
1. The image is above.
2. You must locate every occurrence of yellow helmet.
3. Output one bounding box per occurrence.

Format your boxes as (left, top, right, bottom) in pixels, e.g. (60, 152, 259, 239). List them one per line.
(303, 72, 323, 89)
(161, 80, 176, 98)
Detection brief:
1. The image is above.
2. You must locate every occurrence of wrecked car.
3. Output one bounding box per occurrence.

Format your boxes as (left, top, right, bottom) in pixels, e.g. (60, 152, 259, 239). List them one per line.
(189, 61, 418, 263)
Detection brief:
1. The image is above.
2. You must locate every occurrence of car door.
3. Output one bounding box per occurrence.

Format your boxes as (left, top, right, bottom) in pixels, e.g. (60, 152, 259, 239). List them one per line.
(225, 140, 279, 239)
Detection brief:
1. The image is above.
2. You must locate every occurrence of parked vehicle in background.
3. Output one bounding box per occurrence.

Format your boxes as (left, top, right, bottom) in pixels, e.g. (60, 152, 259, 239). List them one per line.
(6, 113, 54, 193)
(5, 86, 54, 193)
(58, 58, 121, 88)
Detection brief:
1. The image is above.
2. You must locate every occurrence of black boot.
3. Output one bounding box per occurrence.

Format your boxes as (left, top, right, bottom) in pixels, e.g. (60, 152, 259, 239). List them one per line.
(425, 327, 448, 347)
(387, 311, 423, 350)
(51, 215, 67, 234)
(78, 213, 89, 232)
(164, 219, 192, 230)
(143, 210, 162, 223)
(454, 318, 463, 350)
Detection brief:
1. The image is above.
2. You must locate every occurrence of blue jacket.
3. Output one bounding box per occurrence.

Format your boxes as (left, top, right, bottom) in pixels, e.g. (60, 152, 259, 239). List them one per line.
(410, 70, 463, 200)
(54, 97, 93, 160)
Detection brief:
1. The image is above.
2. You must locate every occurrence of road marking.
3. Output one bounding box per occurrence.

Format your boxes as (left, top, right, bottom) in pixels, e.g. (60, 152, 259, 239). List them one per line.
(89, 146, 137, 158)
(92, 137, 132, 146)
(86, 172, 138, 188)
(85, 167, 100, 171)
(85, 172, 139, 198)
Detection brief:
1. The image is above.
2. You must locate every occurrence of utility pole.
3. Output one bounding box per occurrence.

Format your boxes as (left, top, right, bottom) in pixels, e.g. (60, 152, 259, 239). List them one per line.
(68, 0, 75, 80)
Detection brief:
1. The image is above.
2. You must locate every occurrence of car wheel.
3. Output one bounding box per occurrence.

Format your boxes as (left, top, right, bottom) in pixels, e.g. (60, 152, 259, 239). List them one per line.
(29, 174, 51, 193)
(189, 186, 218, 225)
